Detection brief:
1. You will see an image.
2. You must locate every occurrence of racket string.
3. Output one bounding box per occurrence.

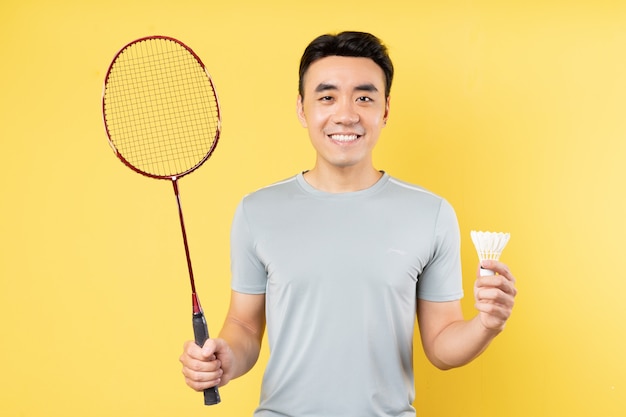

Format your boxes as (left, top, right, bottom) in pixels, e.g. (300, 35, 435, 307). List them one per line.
(104, 37, 220, 178)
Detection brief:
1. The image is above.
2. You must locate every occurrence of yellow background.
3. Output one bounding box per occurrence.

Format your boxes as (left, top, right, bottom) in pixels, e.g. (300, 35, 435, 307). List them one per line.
(1, 0, 625, 416)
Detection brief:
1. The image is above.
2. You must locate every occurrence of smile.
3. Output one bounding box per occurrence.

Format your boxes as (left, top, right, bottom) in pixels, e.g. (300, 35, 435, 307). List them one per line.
(329, 134, 360, 142)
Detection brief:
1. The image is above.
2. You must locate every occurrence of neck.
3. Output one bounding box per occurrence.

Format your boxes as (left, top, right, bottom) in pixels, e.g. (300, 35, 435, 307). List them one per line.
(303, 165, 383, 193)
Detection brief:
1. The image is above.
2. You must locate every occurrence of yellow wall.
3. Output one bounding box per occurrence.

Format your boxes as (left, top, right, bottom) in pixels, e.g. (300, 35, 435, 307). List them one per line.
(1, 0, 625, 416)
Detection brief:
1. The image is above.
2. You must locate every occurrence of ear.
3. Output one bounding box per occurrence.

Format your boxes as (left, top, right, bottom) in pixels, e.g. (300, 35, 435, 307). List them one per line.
(383, 96, 390, 126)
(296, 94, 308, 128)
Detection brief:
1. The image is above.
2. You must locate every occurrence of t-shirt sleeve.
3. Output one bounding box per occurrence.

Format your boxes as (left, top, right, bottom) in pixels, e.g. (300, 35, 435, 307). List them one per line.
(230, 198, 268, 294)
(417, 198, 464, 302)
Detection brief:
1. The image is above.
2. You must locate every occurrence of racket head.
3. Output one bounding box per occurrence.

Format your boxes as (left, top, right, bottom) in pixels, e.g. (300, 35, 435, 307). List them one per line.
(102, 36, 221, 179)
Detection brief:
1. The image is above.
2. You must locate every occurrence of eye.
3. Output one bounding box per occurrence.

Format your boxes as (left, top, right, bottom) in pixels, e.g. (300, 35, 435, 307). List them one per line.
(319, 96, 334, 102)
(356, 96, 373, 103)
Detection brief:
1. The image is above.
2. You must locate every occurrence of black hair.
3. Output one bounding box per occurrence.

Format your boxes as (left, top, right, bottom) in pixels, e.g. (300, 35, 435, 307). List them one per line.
(298, 31, 394, 98)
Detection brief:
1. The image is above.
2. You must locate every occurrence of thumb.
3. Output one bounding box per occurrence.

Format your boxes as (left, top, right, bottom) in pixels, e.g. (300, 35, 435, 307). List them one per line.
(200, 338, 218, 359)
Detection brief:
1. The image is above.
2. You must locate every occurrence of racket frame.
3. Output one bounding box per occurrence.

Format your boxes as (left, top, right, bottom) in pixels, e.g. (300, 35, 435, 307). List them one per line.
(102, 35, 222, 181)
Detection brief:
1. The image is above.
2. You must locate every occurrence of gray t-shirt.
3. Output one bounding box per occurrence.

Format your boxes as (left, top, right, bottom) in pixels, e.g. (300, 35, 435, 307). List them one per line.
(231, 172, 463, 417)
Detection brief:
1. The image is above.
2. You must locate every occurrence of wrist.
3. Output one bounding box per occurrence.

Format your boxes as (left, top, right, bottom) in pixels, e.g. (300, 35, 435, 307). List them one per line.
(475, 314, 504, 337)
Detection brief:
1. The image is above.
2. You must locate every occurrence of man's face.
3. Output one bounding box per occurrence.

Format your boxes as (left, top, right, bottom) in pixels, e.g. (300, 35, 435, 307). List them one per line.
(297, 56, 389, 172)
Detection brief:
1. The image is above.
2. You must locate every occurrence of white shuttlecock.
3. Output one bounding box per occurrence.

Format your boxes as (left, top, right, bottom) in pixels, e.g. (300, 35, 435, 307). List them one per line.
(470, 231, 510, 276)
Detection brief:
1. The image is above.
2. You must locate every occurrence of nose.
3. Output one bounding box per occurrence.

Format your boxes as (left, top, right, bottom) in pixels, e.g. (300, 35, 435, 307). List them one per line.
(332, 100, 359, 125)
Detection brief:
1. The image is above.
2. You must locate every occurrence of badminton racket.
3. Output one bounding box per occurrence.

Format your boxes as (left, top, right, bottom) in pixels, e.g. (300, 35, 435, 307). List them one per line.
(102, 35, 221, 405)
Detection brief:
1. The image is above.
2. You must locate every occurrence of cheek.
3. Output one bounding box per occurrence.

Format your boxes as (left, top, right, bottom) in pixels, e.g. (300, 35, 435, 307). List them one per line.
(362, 113, 386, 132)
(303, 108, 330, 130)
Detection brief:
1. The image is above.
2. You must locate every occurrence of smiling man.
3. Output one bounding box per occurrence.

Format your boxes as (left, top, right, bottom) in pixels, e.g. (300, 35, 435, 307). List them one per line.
(180, 31, 517, 417)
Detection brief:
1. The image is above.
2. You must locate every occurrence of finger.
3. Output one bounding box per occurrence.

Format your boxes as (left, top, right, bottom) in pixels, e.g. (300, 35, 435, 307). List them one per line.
(476, 287, 515, 308)
(475, 300, 507, 316)
(475, 269, 517, 297)
(476, 276, 517, 299)
(180, 341, 220, 373)
(476, 297, 514, 320)
(200, 338, 220, 359)
(181, 340, 205, 361)
(480, 260, 515, 282)
(182, 357, 223, 375)
(182, 355, 222, 373)
(183, 367, 224, 391)
(476, 275, 518, 298)
(180, 353, 223, 389)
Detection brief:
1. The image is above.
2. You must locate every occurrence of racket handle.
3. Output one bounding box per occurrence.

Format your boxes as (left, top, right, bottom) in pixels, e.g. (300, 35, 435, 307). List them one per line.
(192, 312, 221, 406)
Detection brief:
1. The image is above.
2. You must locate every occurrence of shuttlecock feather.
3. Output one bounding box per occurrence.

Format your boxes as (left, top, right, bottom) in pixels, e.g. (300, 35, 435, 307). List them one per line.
(470, 230, 510, 276)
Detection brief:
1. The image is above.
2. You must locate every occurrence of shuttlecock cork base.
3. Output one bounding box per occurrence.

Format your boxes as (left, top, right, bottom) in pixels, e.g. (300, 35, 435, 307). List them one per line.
(470, 231, 510, 276)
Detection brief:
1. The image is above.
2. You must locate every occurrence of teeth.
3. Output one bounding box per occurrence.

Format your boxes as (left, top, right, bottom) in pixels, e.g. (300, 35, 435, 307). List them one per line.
(330, 134, 358, 142)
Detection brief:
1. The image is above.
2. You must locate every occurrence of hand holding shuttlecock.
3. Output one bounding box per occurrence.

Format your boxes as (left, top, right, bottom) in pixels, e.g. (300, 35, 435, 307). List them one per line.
(470, 231, 510, 276)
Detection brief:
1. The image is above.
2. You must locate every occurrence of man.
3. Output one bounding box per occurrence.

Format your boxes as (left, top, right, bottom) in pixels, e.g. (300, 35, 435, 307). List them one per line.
(180, 31, 517, 416)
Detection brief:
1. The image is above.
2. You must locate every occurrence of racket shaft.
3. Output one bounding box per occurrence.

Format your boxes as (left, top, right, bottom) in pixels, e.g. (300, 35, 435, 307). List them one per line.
(192, 312, 221, 405)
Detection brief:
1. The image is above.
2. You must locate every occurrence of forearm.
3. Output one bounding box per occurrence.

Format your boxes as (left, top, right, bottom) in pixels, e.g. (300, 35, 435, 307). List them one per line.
(218, 315, 264, 379)
(418, 263, 517, 370)
(428, 315, 501, 370)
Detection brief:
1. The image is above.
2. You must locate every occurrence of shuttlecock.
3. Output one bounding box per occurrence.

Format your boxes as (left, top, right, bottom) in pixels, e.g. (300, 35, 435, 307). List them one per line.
(470, 231, 510, 276)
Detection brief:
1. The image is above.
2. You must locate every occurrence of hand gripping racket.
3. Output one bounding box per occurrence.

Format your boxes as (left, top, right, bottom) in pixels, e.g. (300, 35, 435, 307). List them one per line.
(102, 36, 221, 405)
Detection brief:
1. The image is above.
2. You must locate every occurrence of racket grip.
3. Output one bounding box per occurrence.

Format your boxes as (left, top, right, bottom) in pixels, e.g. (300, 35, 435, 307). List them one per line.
(192, 312, 221, 406)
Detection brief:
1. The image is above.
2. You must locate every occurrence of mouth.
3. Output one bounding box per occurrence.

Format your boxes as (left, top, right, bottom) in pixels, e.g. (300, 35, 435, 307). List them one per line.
(328, 133, 361, 143)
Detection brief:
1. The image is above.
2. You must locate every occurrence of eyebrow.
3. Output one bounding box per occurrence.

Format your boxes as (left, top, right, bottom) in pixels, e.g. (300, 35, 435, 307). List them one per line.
(314, 82, 379, 93)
